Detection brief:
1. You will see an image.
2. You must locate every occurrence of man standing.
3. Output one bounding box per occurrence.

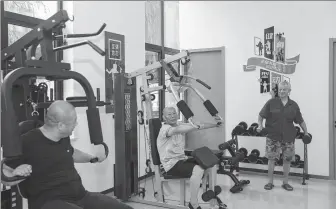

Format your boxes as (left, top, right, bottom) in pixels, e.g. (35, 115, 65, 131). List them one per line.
(257, 81, 309, 191)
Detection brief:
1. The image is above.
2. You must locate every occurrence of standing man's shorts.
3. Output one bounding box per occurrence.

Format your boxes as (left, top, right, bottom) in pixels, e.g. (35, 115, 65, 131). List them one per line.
(265, 137, 295, 161)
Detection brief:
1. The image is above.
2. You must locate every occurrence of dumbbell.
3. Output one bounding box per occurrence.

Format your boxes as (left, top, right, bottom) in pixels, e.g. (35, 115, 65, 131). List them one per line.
(231, 121, 248, 136)
(238, 148, 248, 157)
(291, 154, 301, 168)
(247, 149, 260, 163)
(248, 123, 259, 136)
(260, 157, 268, 165)
(302, 133, 312, 144)
(231, 151, 246, 165)
(238, 148, 249, 163)
(256, 128, 268, 137)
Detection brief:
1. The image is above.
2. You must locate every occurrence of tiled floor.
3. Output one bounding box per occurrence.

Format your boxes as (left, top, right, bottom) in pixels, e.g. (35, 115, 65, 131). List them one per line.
(120, 173, 336, 209)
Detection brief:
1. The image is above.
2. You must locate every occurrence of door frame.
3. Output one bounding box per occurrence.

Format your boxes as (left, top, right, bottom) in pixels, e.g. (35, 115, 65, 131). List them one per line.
(184, 46, 226, 144)
(329, 38, 336, 180)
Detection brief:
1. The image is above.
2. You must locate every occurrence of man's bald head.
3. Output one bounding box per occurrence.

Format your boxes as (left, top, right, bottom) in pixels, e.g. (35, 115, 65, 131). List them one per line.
(163, 106, 178, 125)
(45, 100, 76, 127)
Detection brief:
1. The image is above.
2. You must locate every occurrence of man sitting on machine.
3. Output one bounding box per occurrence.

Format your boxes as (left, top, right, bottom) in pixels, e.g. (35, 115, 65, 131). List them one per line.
(157, 106, 221, 209)
(1, 101, 133, 209)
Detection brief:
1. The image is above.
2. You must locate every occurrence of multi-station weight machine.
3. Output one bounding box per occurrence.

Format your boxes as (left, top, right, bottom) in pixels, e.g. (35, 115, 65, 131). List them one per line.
(113, 50, 249, 209)
(1, 9, 110, 209)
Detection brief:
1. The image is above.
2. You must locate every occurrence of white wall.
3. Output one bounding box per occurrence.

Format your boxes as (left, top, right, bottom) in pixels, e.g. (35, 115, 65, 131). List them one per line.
(63, 1, 145, 192)
(179, 1, 336, 176)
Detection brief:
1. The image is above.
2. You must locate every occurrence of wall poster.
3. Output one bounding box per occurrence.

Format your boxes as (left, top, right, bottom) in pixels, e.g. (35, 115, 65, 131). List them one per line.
(105, 31, 125, 114)
(275, 34, 286, 63)
(264, 26, 274, 60)
(254, 37, 263, 56)
(260, 69, 270, 94)
(282, 75, 290, 83)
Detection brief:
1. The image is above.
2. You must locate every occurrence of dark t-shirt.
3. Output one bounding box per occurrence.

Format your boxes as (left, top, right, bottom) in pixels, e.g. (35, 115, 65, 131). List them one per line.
(259, 97, 304, 142)
(5, 129, 86, 209)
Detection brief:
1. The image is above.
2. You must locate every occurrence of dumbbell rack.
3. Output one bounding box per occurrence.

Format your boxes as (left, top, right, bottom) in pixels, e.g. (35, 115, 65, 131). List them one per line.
(231, 135, 310, 185)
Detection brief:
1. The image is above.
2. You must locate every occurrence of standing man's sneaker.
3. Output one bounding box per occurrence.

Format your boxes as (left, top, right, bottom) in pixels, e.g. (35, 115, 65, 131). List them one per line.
(264, 183, 274, 190)
(282, 183, 294, 191)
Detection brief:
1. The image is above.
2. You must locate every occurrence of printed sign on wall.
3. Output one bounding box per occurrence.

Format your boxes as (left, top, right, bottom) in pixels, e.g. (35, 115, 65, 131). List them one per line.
(275, 35, 286, 63)
(271, 72, 282, 87)
(264, 26, 274, 60)
(254, 37, 263, 56)
(105, 31, 125, 114)
(260, 69, 270, 93)
(109, 39, 122, 61)
(282, 75, 290, 83)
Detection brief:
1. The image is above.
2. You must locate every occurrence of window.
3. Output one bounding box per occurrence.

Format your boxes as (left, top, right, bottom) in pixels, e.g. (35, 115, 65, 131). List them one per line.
(145, 1, 182, 120)
(145, 1, 161, 46)
(3, 1, 62, 100)
(145, 51, 161, 118)
(4, 1, 58, 19)
(164, 1, 180, 49)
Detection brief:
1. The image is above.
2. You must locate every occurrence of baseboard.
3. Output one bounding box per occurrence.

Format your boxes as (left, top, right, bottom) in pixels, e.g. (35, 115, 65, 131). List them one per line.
(238, 167, 330, 180)
(100, 172, 155, 194)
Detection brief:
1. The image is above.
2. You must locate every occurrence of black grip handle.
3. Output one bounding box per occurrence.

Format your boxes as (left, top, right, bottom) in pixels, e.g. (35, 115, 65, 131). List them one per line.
(90, 142, 109, 163)
(196, 79, 211, 90)
(87, 41, 106, 56)
(66, 23, 106, 38)
(1, 158, 27, 182)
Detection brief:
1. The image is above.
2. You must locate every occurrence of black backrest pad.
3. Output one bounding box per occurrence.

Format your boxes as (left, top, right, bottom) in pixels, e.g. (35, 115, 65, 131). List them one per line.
(19, 120, 44, 135)
(148, 118, 162, 166)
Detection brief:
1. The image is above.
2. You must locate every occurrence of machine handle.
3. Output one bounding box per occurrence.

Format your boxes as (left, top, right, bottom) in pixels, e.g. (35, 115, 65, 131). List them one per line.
(53, 40, 105, 56)
(90, 142, 110, 163)
(196, 79, 211, 90)
(55, 23, 106, 40)
(87, 41, 106, 56)
(1, 158, 27, 182)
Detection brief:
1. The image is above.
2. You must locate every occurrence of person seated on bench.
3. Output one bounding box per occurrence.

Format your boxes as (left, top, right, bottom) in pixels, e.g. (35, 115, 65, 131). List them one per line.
(1, 101, 133, 209)
(157, 107, 221, 209)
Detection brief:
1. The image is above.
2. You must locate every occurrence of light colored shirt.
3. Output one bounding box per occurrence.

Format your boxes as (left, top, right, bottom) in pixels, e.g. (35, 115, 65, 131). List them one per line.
(157, 122, 188, 172)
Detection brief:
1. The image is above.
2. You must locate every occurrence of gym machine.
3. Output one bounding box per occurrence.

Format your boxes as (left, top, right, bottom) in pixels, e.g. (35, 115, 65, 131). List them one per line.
(1, 9, 110, 209)
(113, 51, 226, 208)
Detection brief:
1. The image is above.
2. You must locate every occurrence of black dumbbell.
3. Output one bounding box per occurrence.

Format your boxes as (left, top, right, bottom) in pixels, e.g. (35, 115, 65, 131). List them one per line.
(248, 123, 259, 136)
(239, 148, 250, 163)
(231, 151, 246, 165)
(256, 158, 264, 164)
(302, 133, 312, 144)
(232, 121, 248, 136)
(256, 128, 268, 137)
(247, 149, 260, 163)
(260, 157, 268, 164)
(291, 154, 301, 168)
(238, 148, 248, 157)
